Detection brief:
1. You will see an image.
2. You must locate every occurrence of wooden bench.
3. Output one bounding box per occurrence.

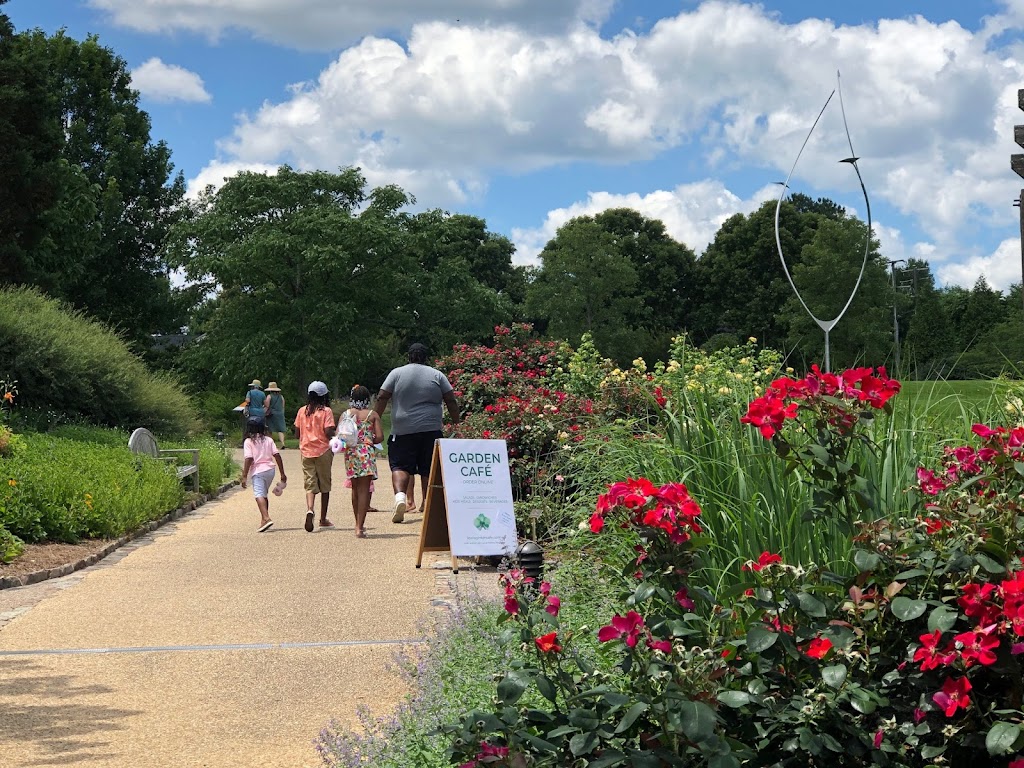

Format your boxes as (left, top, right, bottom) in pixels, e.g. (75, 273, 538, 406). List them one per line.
(128, 428, 200, 493)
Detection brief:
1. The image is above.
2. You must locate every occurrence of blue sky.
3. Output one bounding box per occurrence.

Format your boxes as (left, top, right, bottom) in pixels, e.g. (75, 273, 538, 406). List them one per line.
(8, 0, 1024, 288)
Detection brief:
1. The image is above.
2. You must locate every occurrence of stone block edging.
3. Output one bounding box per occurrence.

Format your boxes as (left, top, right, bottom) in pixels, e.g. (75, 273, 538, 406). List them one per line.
(0, 480, 239, 591)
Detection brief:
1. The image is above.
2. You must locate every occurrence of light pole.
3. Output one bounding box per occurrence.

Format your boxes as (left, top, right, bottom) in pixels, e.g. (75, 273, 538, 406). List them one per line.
(887, 259, 905, 374)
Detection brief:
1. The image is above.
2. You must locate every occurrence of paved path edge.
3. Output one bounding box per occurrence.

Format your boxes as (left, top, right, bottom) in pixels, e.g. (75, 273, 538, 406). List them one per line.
(0, 480, 240, 591)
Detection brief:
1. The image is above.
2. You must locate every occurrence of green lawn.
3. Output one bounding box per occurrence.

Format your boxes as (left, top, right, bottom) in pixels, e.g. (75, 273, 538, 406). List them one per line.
(898, 379, 1012, 421)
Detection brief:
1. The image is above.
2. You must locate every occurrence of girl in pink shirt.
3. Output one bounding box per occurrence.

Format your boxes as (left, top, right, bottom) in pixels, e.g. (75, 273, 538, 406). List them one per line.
(240, 418, 287, 532)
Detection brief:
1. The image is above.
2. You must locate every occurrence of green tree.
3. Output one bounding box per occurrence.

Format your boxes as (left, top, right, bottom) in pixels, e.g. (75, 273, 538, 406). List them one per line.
(525, 216, 641, 362)
(526, 209, 698, 362)
(591, 208, 698, 360)
(694, 199, 833, 349)
(9, 29, 185, 341)
(401, 210, 518, 354)
(169, 166, 421, 394)
(780, 217, 891, 369)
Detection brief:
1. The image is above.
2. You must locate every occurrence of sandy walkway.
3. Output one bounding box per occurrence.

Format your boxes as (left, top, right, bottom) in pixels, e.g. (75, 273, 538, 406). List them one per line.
(0, 448, 479, 767)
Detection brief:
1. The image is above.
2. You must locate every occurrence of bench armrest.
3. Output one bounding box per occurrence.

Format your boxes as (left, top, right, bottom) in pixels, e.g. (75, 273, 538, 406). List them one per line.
(159, 448, 200, 466)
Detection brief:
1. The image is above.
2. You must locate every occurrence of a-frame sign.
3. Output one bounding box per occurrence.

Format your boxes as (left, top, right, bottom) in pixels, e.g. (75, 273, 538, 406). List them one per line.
(415, 439, 518, 574)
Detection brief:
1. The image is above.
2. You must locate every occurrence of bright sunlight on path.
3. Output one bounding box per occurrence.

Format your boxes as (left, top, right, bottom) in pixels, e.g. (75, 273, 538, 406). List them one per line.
(0, 448, 448, 767)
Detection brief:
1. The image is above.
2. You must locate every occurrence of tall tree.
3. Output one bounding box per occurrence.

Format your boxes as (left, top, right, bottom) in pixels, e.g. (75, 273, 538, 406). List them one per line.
(169, 166, 422, 393)
(9, 29, 185, 340)
(526, 209, 697, 362)
(526, 216, 640, 362)
(779, 217, 891, 369)
(591, 208, 698, 360)
(402, 210, 516, 356)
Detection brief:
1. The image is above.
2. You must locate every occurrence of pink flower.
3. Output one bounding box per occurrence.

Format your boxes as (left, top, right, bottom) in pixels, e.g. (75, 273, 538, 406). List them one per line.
(873, 729, 883, 749)
(647, 638, 673, 654)
(913, 708, 926, 724)
(503, 596, 519, 615)
(545, 595, 561, 617)
(932, 676, 972, 717)
(1009, 759, 1024, 768)
(598, 611, 645, 647)
(674, 588, 695, 610)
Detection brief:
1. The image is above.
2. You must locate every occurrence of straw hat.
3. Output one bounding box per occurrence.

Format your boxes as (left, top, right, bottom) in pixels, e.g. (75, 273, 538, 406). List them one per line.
(265, 382, 282, 392)
(248, 379, 262, 388)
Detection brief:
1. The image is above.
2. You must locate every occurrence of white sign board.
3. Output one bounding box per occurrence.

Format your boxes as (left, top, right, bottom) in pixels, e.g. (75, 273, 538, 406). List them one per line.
(437, 438, 518, 557)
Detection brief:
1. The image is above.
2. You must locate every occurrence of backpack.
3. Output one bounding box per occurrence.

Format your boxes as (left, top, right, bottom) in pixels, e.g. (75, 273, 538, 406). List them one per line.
(338, 409, 360, 448)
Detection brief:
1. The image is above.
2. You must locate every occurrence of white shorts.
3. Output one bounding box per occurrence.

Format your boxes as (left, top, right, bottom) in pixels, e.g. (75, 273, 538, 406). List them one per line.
(251, 468, 276, 499)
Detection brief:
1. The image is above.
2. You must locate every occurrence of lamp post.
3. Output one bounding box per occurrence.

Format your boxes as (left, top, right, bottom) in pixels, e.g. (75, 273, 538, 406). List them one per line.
(887, 259, 906, 374)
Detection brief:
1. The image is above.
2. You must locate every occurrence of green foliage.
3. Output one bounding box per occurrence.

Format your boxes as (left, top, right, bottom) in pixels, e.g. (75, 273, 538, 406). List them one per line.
(0, 287, 199, 436)
(526, 209, 698, 363)
(781, 217, 892, 369)
(443, 419, 1024, 768)
(2, 24, 186, 341)
(0, 426, 231, 544)
(314, 599, 519, 768)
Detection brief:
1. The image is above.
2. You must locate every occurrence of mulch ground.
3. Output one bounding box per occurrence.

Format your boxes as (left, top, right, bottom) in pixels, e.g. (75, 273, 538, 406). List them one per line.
(0, 540, 112, 580)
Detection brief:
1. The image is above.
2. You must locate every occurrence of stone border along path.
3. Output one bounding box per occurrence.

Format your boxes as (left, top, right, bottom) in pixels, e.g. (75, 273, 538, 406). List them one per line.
(0, 483, 237, 591)
(0, 448, 501, 768)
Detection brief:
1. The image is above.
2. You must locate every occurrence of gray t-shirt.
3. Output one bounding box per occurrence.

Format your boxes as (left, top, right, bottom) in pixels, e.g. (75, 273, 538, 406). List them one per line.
(381, 363, 453, 435)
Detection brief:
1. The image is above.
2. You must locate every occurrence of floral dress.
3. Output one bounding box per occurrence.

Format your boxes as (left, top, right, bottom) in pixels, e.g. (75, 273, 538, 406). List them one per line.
(343, 413, 378, 480)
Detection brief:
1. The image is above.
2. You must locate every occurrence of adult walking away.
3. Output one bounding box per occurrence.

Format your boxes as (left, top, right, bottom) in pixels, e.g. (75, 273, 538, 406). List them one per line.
(294, 381, 336, 532)
(244, 379, 267, 422)
(265, 382, 287, 449)
(374, 342, 460, 523)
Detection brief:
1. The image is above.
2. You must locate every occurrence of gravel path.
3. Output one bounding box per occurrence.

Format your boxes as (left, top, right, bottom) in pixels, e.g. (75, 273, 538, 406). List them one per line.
(0, 448, 492, 767)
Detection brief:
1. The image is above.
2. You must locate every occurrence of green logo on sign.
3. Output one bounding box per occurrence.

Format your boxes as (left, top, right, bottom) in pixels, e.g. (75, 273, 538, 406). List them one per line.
(473, 514, 491, 530)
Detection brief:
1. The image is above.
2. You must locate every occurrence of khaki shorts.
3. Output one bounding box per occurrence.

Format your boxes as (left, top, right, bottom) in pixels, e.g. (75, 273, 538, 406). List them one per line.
(301, 451, 334, 494)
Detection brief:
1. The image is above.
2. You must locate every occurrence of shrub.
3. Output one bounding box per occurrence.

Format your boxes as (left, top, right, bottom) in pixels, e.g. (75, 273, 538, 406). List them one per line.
(438, 323, 573, 418)
(0, 286, 199, 436)
(0, 428, 233, 543)
(0, 524, 23, 563)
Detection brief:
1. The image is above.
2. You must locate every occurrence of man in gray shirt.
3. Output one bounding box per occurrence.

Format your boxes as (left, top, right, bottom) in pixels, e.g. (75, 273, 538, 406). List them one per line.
(374, 342, 461, 522)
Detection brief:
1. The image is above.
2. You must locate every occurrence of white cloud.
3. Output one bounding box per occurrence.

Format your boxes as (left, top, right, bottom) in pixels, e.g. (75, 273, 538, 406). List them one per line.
(510, 180, 776, 265)
(185, 161, 279, 198)
(936, 238, 1024, 290)
(189, 3, 1024, 227)
(131, 58, 211, 103)
(89, 0, 603, 50)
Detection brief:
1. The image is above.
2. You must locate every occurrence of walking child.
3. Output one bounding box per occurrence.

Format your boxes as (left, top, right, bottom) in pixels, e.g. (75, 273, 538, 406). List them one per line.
(341, 385, 384, 538)
(240, 418, 287, 532)
(294, 381, 336, 532)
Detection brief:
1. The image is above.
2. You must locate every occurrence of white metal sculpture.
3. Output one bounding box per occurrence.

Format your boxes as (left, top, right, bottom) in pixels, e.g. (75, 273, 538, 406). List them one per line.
(774, 71, 872, 372)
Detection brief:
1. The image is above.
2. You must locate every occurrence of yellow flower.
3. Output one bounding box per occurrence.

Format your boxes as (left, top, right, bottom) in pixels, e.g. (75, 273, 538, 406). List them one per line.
(733, 373, 743, 381)
(718, 387, 732, 395)
(632, 358, 647, 373)
(694, 364, 705, 373)
(739, 357, 751, 365)
(764, 367, 775, 375)
(7, 479, 16, 487)
(786, 367, 795, 374)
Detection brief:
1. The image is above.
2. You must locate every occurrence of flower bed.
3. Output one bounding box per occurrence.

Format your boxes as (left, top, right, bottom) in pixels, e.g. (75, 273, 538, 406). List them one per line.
(439, 370, 1024, 768)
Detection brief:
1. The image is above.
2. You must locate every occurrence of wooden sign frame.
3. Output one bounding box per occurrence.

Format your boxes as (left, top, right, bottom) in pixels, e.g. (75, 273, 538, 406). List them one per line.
(415, 442, 460, 574)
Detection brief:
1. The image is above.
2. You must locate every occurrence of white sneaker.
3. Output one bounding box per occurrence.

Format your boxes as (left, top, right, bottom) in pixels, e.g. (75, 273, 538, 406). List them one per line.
(392, 492, 407, 523)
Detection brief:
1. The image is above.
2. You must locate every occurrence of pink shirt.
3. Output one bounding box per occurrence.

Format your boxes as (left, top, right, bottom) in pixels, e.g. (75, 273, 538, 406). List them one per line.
(243, 436, 279, 476)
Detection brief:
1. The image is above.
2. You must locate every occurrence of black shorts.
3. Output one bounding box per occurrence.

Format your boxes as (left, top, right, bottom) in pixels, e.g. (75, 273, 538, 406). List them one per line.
(387, 431, 442, 475)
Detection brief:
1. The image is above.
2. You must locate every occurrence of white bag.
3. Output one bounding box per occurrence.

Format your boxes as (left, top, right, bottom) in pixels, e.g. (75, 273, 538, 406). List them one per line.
(338, 410, 359, 448)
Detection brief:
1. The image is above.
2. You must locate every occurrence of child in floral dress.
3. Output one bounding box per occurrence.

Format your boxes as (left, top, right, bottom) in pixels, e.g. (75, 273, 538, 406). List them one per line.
(343, 385, 384, 538)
